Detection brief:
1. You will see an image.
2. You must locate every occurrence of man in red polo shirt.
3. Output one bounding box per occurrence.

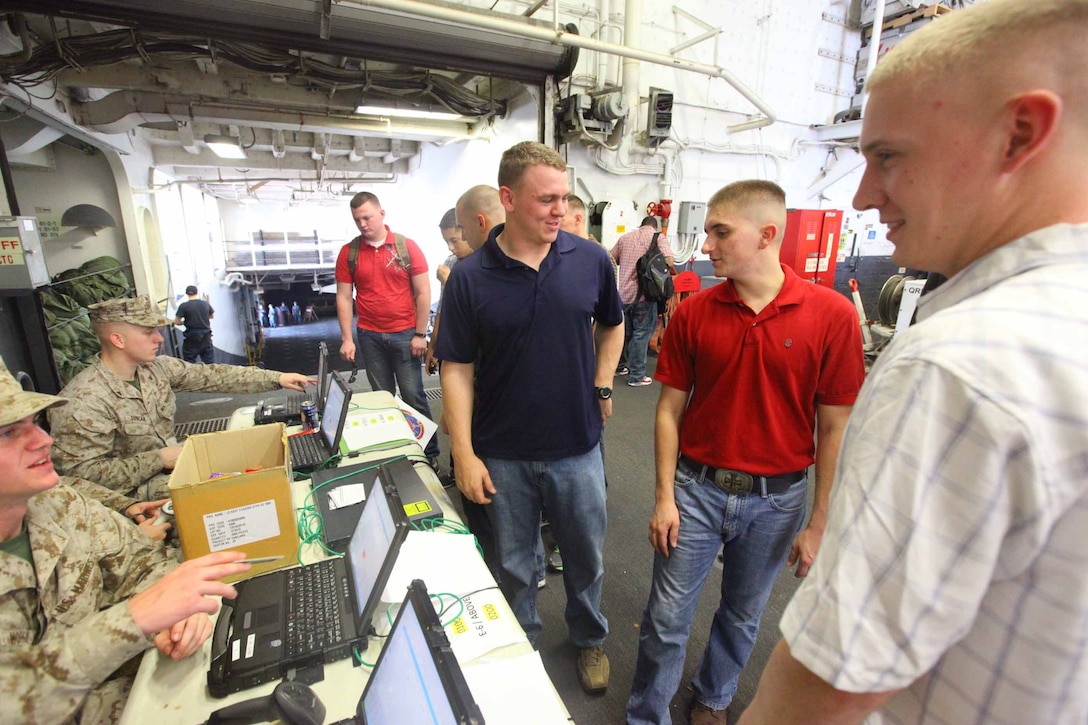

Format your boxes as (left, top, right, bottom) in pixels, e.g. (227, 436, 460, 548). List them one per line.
(626, 180, 865, 725)
(335, 191, 439, 463)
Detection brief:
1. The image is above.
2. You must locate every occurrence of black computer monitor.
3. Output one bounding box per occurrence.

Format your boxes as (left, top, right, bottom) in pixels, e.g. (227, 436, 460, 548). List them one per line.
(358, 580, 484, 724)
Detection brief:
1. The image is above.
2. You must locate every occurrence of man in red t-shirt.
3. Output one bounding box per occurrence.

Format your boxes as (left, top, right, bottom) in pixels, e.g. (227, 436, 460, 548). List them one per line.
(626, 180, 865, 725)
(334, 191, 438, 461)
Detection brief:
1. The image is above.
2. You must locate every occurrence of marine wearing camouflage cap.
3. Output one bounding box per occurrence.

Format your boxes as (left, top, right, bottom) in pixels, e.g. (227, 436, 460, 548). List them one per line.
(87, 294, 172, 327)
(0, 357, 67, 427)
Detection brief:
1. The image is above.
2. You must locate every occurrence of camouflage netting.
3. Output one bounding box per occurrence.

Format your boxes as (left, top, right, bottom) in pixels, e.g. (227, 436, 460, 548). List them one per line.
(42, 257, 132, 384)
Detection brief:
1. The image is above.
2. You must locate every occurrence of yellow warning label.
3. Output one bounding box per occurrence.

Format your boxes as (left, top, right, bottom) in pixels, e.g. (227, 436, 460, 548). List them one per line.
(403, 500, 433, 516)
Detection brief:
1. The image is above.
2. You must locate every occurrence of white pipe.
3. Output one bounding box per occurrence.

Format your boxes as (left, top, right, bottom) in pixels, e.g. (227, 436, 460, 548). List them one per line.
(622, 0, 641, 143)
(596, 0, 611, 90)
(862, 0, 887, 115)
(350, 0, 776, 133)
(661, 152, 673, 199)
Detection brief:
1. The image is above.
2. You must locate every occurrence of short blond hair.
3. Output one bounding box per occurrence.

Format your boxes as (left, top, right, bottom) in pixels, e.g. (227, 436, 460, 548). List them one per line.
(869, 0, 1088, 95)
(498, 142, 566, 189)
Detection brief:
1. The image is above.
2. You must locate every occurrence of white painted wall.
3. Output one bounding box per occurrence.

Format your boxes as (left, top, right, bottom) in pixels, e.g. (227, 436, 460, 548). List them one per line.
(10, 142, 130, 279)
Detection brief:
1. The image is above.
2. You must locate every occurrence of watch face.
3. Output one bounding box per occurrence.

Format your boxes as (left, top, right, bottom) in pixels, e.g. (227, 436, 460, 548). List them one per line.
(597, 386, 612, 400)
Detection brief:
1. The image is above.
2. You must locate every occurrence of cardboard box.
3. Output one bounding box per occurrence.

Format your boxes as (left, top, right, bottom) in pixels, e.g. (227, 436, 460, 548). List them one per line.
(168, 423, 299, 581)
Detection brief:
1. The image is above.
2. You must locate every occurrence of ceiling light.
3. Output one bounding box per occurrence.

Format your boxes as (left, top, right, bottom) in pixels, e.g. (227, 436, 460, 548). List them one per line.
(354, 104, 462, 121)
(204, 134, 246, 159)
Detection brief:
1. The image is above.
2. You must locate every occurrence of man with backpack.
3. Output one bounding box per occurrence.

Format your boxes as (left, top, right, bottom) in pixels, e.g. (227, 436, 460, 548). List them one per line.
(335, 191, 439, 464)
(609, 216, 675, 387)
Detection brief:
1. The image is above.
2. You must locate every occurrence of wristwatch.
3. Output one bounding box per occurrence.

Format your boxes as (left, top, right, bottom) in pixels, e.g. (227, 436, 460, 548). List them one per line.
(413, 331, 427, 339)
(595, 386, 613, 400)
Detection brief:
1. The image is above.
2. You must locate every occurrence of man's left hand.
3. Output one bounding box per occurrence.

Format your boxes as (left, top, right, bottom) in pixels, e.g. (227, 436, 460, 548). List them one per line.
(279, 373, 315, 391)
(153, 613, 212, 660)
(788, 525, 824, 578)
(599, 397, 613, 423)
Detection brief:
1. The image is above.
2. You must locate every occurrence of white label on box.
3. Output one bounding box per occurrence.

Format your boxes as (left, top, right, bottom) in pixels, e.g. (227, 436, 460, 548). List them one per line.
(203, 499, 281, 552)
(231, 639, 240, 662)
(245, 633, 255, 659)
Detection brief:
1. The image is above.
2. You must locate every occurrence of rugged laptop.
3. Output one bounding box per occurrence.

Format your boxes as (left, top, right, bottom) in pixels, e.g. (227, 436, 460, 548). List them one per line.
(208, 473, 409, 697)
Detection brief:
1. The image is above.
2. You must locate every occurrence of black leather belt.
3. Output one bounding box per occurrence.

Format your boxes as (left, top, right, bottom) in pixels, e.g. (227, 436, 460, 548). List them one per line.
(678, 454, 806, 496)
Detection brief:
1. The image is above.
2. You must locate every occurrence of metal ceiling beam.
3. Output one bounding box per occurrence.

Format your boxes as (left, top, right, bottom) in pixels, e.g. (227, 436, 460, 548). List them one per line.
(153, 146, 411, 173)
(12, 0, 576, 84)
(70, 92, 472, 140)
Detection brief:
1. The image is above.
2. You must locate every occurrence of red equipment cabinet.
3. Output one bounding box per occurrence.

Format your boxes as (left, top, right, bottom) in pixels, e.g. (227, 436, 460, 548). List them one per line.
(780, 209, 843, 288)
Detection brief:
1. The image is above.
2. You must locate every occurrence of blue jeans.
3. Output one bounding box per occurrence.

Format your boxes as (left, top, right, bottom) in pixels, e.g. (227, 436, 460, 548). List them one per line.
(356, 327, 439, 458)
(624, 301, 658, 383)
(481, 443, 608, 647)
(626, 459, 808, 724)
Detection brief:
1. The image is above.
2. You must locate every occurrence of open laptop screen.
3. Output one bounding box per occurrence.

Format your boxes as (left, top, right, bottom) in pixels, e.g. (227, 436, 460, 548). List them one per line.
(316, 341, 329, 415)
(320, 372, 348, 452)
(359, 581, 483, 725)
(344, 472, 406, 643)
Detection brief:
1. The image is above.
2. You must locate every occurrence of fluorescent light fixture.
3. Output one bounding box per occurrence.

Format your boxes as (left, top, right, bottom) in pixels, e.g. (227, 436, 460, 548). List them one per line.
(204, 134, 246, 159)
(354, 103, 462, 121)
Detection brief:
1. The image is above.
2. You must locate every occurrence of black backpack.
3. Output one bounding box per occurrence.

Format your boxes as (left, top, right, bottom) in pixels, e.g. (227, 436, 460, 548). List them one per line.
(636, 232, 674, 303)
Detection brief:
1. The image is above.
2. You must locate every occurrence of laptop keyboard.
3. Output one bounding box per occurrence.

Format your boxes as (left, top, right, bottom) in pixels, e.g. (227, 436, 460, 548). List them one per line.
(284, 560, 347, 658)
(289, 432, 327, 469)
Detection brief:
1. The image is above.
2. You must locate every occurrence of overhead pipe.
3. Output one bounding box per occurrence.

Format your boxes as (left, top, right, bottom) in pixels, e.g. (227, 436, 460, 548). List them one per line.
(862, 0, 887, 115)
(350, 0, 775, 133)
(596, 0, 611, 90)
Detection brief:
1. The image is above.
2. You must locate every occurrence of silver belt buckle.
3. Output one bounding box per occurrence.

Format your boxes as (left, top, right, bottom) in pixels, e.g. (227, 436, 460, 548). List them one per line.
(714, 468, 753, 495)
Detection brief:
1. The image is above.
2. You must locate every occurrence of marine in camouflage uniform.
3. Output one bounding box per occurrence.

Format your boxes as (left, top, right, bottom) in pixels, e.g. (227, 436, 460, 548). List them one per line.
(48, 295, 306, 502)
(1, 356, 249, 724)
(0, 485, 175, 725)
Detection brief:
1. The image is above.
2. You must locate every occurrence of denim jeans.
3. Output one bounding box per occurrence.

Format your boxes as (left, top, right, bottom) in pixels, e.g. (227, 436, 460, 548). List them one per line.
(356, 327, 439, 458)
(624, 301, 658, 383)
(626, 459, 808, 724)
(618, 305, 633, 370)
(481, 443, 608, 647)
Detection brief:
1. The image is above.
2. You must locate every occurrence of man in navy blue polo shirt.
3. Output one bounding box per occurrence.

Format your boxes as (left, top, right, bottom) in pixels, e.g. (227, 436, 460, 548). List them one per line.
(436, 142, 624, 694)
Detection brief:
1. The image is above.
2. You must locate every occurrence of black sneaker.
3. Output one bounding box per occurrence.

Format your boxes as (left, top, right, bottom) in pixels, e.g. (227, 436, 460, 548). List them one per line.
(614, 366, 629, 376)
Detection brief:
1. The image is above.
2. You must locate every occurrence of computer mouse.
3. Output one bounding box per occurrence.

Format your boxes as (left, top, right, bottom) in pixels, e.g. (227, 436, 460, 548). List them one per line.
(273, 681, 326, 725)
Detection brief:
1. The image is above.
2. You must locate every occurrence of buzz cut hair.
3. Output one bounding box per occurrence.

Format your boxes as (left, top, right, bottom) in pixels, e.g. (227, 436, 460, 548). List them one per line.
(457, 185, 503, 221)
(566, 194, 587, 215)
(498, 142, 566, 189)
(439, 207, 458, 229)
(640, 216, 659, 229)
(349, 191, 380, 210)
(708, 179, 786, 211)
(868, 0, 1088, 94)
(708, 180, 787, 242)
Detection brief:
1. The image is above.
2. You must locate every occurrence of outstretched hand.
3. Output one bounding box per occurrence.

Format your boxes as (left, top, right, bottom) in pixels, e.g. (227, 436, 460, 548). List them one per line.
(279, 373, 316, 391)
(128, 551, 250, 636)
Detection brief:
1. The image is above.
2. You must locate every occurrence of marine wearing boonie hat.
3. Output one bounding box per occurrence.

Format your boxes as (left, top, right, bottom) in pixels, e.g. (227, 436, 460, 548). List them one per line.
(0, 357, 67, 427)
(88, 294, 172, 328)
